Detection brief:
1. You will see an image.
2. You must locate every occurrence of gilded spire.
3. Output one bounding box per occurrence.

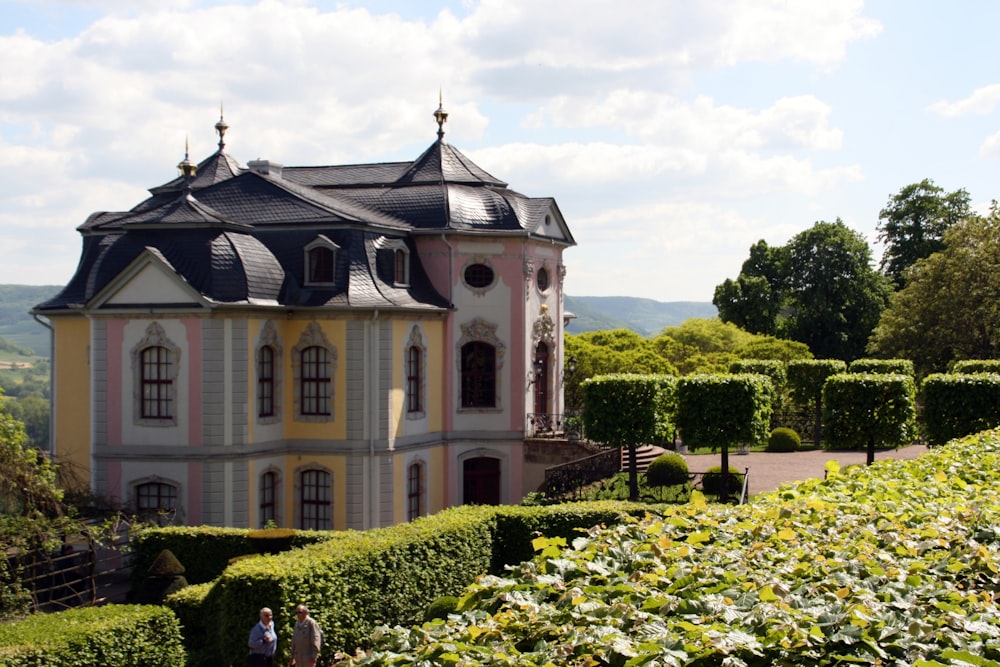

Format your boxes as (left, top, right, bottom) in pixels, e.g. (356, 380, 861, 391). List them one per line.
(177, 135, 197, 181)
(215, 102, 229, 150)
(433, 90, 448, 141)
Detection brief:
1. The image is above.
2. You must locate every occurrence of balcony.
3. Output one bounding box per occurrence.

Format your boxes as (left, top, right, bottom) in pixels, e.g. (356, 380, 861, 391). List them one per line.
(526, 411, 583, 440)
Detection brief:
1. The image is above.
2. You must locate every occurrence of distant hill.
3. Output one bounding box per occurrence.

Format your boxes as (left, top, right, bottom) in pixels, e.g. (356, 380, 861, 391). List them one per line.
(0, 285, 62, 357)
(565, 296, 717, 336)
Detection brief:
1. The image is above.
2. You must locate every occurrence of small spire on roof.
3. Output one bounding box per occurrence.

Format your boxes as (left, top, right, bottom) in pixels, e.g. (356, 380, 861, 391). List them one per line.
(215, 102, 229, 150)
(177, 135, 198, 182)
(433, 90, 448, 141)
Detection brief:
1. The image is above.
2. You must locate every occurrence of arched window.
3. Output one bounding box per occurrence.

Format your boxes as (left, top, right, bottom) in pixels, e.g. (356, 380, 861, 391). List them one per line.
(258, 345, 275, 418)
(407, 462, 425, 521)
(300, 345, 330, 416)
(406, 345, 422, 413)
(140, 346, 173, 419)
(461, 341, 496, 408)
(299, 469, 331, 530)
(260, 471, 277, 527)
(136, 481, 178, 526)
(304, 236, 338, 285)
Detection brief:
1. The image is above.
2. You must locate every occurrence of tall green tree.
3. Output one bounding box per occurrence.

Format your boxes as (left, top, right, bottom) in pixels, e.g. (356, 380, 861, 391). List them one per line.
(868, 206, 1000, 376)
(712, 240, 788, 335)
(782, 220, 892, 361)
(876, 179, 971, 288)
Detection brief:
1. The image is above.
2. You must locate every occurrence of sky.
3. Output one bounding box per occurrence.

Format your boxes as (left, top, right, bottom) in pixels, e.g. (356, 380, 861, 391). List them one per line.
(2, 0, 1000, 303)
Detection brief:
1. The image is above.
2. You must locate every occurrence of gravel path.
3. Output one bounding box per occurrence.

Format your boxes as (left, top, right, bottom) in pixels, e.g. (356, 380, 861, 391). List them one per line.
(679, 444, 930, 497)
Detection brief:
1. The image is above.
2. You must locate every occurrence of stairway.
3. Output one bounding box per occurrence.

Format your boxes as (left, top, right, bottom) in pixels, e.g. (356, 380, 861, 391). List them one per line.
(620, 444, 666, 473)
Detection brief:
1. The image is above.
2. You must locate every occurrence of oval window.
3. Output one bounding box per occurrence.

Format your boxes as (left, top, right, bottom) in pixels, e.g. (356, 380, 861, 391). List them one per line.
(536, 267, 550, 291)
(464, 263, 494, 288)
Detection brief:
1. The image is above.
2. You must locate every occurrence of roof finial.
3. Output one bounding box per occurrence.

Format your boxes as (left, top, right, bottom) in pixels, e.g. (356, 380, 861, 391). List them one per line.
(177, 135, 197, 183)
(433, 89, 448, 141)
(215, 102, 229, 150)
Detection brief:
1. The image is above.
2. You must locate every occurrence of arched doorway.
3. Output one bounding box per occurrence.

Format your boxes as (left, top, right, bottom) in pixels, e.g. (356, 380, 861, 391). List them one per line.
(462, 457, 501, 505)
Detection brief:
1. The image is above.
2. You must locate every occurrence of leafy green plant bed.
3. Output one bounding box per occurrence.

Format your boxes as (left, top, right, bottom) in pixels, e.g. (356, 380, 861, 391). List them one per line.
(346, 429, 1000, 666)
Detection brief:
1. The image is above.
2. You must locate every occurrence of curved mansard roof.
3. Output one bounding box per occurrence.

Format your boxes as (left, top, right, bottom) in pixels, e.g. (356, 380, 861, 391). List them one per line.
(35, 110, 571, 314)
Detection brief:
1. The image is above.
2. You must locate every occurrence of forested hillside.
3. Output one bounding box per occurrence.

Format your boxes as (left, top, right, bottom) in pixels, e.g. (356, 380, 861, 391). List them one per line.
(565, 295, 716, 335)
(0, 285, 61, 356)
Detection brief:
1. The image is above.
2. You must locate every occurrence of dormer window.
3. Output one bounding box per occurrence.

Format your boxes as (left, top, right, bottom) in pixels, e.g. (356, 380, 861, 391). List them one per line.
(394, 247, 409, 286)
(305, 236, 338, 286)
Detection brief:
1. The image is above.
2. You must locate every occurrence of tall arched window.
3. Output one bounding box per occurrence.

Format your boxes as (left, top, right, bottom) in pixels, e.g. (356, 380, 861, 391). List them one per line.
(461, 341, 496, 408)
(407, 462, 425, 521)
(260, 471, 277, 527)
(407, 345, 422, 413)
(300, 346, 331, 416)
(299, 469, 331, 530)
(140, 346, 173, 419)
(258, 345, 275, 418)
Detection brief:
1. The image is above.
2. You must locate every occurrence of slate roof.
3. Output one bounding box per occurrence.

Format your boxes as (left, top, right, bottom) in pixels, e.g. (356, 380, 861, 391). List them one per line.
(36, 128, 570, 314)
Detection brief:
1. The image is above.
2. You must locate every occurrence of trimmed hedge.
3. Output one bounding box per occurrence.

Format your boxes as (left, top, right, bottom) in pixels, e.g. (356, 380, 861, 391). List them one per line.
(922, 372, 1000, 445)
(0, 605, 184, 666)
(166, 501, 652, 665)
(952, 359, 1000, 374)
(822, 372, 917, 452)
(787, 359, 847, 445)
(130, 525, 331, 589)
(847, 358, 914, 375)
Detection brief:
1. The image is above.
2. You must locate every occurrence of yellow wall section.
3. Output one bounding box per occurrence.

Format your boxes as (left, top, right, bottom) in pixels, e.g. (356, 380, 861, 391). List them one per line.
(390, 319, 445, 436)
(52, 317, 91, 486)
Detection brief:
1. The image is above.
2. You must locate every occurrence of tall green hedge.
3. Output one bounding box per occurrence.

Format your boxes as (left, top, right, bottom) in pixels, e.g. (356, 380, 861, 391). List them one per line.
(787, 359, 846, 445)
(822, 373, 917, 462)
(952, 359, 1000, 374)
(922, 372, 1000, 445)
(0, 605, 184, 666)
(675, 373, 773, 450)
(582, 374, 676, 500)
(848, 358, 914, 375)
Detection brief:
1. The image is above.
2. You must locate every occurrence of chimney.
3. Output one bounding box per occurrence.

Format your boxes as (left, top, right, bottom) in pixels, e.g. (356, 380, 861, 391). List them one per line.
(248, 159, 283, 178)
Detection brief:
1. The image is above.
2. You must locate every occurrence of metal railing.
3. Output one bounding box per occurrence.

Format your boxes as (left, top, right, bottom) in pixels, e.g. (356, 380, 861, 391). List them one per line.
(12, 520, 132, 612)
(542, 447, 621, 498)
(526, 411, 583, 440)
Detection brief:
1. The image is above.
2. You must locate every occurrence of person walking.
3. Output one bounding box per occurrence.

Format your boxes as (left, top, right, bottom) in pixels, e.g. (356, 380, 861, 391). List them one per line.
(248, 607, 277, 667)
(291, 604, 322, 667)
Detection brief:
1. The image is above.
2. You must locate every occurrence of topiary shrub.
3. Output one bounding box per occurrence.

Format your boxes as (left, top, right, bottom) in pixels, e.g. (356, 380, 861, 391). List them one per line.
(701, 466, 743, 496)
(767, 427, 801, 452)
(425, 596, 459, 621)
(645, 452, 690, 487)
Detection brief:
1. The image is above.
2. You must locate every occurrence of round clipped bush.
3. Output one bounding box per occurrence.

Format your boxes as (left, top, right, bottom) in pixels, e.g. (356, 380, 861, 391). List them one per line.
(425, 595, 459, 621)
(767, 427, 801, 452)
(645, 452, 690, 487)
(701, 465, 742, 496)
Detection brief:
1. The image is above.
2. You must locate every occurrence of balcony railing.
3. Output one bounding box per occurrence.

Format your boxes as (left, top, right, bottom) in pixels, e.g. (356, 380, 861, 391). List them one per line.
(526, 411, 583, 439)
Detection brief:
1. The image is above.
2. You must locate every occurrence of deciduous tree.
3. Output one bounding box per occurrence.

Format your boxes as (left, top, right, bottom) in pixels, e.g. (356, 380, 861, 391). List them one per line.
(877, 179, 970, 288)
(868, 207, 1000, 376)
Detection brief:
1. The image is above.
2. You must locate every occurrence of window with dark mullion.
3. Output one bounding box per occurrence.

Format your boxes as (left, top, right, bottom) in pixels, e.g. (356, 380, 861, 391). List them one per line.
(300, 346, 330, 415)
(140, 346, 173, 418)
(299, 469, 331, 530)
(406, 345, 421, 413)
(260, 471, 276, 527)
(461, 341, 496, 408)
(258, 345, 275, 417)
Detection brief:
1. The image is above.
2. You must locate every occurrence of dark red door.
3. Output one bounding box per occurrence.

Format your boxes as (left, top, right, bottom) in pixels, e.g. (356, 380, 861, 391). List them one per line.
(463, 457, 501, 505)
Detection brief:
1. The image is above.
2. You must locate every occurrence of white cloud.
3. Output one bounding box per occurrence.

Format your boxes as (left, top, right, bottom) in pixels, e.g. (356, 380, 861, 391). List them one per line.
(929, 83, 1000, 117)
